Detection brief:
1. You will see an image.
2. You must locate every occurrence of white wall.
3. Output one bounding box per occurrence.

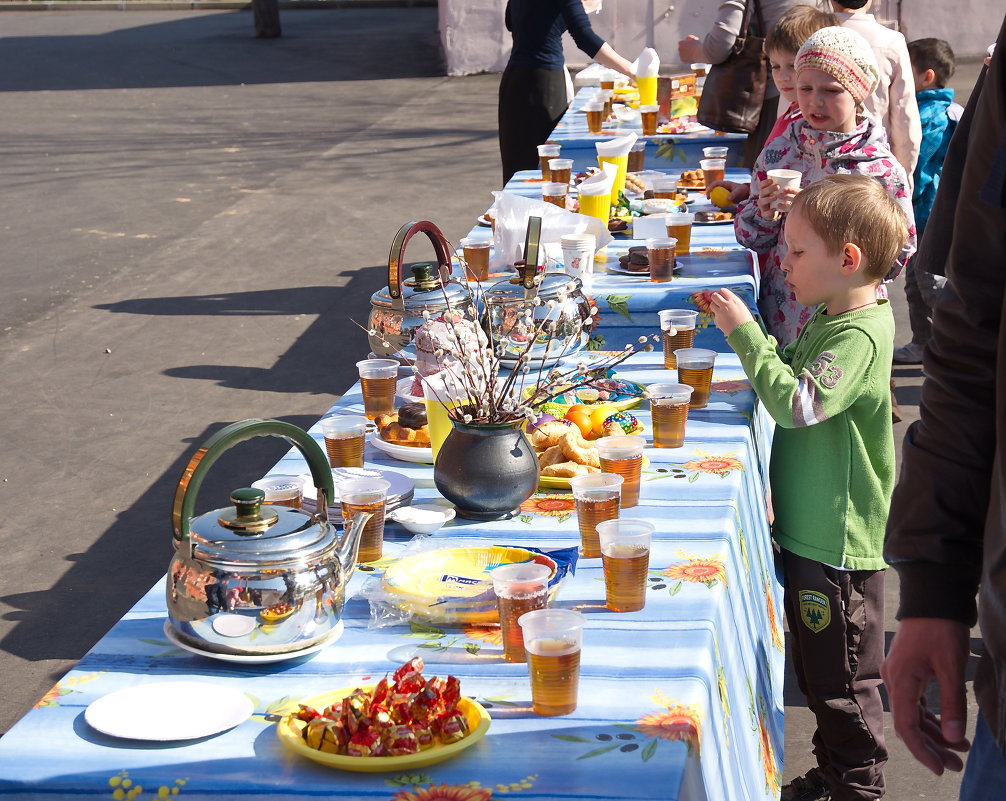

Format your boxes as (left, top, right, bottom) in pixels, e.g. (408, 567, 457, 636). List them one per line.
(440, 0, 995, 77)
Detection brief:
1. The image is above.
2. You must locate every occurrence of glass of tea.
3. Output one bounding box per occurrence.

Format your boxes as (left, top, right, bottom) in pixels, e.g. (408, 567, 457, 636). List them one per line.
(646, 382, 694, 448)
(646, 236, 677, 283)
(320, 414, 369, 468)
(584, 101, 605, 134)
(336, 477, 390, 563)
(568, 473, 624, 558)
(658, 309, 699, 369)
(355, 359, 399, 420)
(596, 519, 655, 612)
(547, 158, 574, 185)
(664, 211, 694, 255)
(490, 563, 551, 663)
(460, 237, 492, 282)
(595, 436, 644, 508)
(628, 140, 646, 173)
(518, 608, 585, 716)
(542, 182, 569, 208)
(251, 476, 304, 509)
(652, 175, 679, 200)
(674, 348, 717, 408)
(699, 157, 726, 187)
(639, 104, 659, 136)
(537, 143, 561, 180)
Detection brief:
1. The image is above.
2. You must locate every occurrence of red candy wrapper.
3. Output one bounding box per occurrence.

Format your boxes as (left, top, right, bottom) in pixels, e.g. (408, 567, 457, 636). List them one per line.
(393, 657, 424, 683)
(442, 675, 462, 710)
(409, 686, 440, 724)
(387, 724, 420, 756)
(412, 722, 436, 751)
(347, 725, 382, 758)
(394, 670, 426, 696)
(294, 705, 321, 723)
(434, 710, 468, 744)
(371, 676, 391, 707)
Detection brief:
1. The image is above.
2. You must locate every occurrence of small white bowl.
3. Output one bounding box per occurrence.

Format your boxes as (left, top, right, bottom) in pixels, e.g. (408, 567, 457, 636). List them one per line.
(387, 504, 456, 535)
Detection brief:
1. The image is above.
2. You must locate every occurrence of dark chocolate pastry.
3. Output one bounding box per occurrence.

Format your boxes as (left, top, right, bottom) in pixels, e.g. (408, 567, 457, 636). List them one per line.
(398, 402, 428, 429)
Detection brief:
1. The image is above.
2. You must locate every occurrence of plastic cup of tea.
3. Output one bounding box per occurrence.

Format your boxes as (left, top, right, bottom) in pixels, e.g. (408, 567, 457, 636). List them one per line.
(460, 236, 492, 282)
(639, 104, 659, 136)
(646, 236, 677, 283)
(664, 211, 694, 255)
(337, 477, 390, 563)
(548, 158, 574, 185)
(628, 139, 646, 173)
(674, 348, 717, 409)
(658, 309, 699, 369)
(595, 436, 644, 508)
(584, 101, 605, 134)
(597, 519, 655, 612)
(699, 158, 726, 187)
(356, 359, 399, 420)
(646, 382, 694, 448)
(518, 608, 586, 716)
(251, 476, 304, 509)
(491, 563, 551, 663)
(652, 174, 679, 199)
(560, 233, 596, 289)
(568, 473, 624, 558)
(542, 182, 569, 209)
(320, 414, 369, 468)
(702, 146, 729, 159)
(537, 143, 561, 179)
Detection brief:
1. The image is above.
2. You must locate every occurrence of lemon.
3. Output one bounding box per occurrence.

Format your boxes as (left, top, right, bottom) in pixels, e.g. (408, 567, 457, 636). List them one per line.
(709, 185, 732, 208)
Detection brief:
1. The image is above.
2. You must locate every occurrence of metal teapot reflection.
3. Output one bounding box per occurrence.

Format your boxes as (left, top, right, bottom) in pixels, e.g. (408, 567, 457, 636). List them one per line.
(368, 220, 476, 362)
(166, 419, 371, 658)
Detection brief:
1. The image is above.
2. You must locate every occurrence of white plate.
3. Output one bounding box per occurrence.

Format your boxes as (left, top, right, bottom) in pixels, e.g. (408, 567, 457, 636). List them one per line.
(396, 376, 424, 404)
(370, 431, 434, 464)
(163, 619, 344, 664)
(85, 680, 254, 741)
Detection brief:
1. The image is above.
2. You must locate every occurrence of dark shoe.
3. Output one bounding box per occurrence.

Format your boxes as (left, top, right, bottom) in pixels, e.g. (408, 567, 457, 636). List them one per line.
(780, 768, 831, 801)
(893, 342, 925, 364)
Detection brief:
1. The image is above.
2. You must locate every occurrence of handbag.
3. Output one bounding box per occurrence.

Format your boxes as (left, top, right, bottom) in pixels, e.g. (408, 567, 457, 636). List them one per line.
(696, 0, 768, 135)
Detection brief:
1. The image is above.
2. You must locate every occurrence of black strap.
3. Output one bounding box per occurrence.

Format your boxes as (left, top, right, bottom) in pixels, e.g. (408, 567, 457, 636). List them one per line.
(736, 0, 765, 50)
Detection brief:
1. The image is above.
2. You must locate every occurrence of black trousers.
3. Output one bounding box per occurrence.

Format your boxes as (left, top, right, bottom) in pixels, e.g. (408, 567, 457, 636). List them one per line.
(499, 64, 569, 185)
(780, 548, 888, 800)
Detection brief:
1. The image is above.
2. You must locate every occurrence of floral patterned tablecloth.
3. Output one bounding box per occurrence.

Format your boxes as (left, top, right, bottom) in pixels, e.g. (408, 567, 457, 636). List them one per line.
(0, 351, 783, 801)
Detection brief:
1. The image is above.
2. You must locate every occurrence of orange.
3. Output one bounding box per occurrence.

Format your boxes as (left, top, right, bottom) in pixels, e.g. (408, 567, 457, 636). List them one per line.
(564, 405, 594, 439)
(589, 404, 618, 436)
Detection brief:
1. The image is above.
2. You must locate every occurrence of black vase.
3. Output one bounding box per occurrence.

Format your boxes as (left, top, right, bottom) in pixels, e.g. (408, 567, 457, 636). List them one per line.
(433, 419, 540, 521)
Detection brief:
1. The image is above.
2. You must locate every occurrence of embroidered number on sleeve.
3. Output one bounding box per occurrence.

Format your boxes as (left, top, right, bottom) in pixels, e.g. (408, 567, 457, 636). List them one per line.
(807, 351, 844, 389)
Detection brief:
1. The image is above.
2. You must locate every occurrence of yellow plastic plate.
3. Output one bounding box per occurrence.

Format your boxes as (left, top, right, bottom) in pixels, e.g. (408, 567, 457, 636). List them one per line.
(381, 546, 559, 624)
(526, 380, 645, 419)
(538, 454, 649, 489)
(277, 687, 490, 772)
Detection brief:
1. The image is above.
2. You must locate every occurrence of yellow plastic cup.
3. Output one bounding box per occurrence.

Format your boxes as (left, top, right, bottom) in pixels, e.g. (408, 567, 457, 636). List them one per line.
(425, 397, 471, 459)
(636, 75, 658, 107)
(578, 191, 611, 223)
(598, 153, 629, 203)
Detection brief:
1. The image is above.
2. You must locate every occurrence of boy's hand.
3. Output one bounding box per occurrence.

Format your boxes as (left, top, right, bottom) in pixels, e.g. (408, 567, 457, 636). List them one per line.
(709, 288, 754, 336)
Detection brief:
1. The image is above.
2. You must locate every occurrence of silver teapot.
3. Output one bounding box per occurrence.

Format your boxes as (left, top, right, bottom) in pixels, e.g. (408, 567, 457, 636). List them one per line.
(368, 220, 476, 362)
(166, 419, 371, 658)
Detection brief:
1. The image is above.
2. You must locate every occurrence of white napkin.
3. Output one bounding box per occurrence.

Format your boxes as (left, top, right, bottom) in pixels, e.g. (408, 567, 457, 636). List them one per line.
(634, 47, 660, 78)
(489, 190, 612, 272)
(577, 161, 619, 197)
(595, 131, 638, 158)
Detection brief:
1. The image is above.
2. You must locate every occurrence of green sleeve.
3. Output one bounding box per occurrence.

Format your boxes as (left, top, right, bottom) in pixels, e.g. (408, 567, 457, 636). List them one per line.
(726, 320, 879, 429)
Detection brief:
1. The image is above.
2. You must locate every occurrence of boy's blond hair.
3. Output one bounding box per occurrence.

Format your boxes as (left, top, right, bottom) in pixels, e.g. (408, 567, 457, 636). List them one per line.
(765, 5, 840, 55)
(792, 174, 908, 282)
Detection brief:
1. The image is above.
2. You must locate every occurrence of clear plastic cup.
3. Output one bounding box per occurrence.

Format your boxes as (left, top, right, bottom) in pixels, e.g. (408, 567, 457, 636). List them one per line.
(356, 359, 399, 420)
(664, 211, 695, 255)
(542, 182, 569, 209)
(251, 476, 304, 509)
(652, 175, 679, 200)
(675, 348, 717, 408)
(658, 310, 699, 369)
(628, 140, 646, 172)
(597, 519, 655, 611)
(518, 608, 586, 716)
(639, 103, 659, 136)
(584, 102, 605, 134)
(548, 158, 574, 185)
(320, 414, 369, 468)
(491, 563, 551, 663)
(537, 143, 561, 179)
(699, 158, 726, 186)
(595, 436, 644, 508)
(568, 473, 623, 558)
(646, 382, 694, 448)
(646, 236, 677, 283)
(702, 146, 729, 159)
(460, 236, 492, 282)
(337, 477, 390, 562)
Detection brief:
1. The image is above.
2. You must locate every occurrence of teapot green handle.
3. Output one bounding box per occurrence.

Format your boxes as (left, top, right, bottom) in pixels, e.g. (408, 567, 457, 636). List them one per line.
(171, 418, 335, 544)
(386, 220, 455, 309)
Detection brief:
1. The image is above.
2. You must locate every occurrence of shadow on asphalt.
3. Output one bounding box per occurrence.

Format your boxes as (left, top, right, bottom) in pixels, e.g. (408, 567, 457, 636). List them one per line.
(0, 414, 317, 665)
(0, 8, 444, 93)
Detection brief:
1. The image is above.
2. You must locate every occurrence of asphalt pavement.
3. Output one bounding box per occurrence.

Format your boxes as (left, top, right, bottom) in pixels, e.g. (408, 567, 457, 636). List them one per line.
(0, 8, 985, 799)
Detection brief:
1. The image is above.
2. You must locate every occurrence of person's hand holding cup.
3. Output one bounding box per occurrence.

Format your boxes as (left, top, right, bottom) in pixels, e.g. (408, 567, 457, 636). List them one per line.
(763, 169, 802, 221)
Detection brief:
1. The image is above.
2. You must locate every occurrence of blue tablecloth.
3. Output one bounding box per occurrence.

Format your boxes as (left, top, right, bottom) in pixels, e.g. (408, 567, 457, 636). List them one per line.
(0, 350, 784, 801)
(547, 88, 746, 172)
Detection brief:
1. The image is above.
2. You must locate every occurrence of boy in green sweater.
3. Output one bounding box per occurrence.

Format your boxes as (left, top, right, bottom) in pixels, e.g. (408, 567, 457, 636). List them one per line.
(709, 174, 909, 801)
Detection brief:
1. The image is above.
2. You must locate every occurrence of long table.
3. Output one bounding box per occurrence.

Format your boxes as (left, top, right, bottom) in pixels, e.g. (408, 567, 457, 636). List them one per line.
(0, 175, 783, 801)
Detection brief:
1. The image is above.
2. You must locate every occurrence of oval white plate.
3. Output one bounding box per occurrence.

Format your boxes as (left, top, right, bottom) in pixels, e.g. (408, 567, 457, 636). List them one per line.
(370, 431, 434, 464)
(85, 680, 253, 741)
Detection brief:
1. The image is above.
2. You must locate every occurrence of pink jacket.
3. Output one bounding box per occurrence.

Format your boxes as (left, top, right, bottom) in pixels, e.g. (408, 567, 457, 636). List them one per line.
(734, 116, 917, 346)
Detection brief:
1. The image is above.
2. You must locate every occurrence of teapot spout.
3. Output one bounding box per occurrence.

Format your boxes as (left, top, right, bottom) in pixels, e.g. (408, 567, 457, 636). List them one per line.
(336, 512, 374, 577)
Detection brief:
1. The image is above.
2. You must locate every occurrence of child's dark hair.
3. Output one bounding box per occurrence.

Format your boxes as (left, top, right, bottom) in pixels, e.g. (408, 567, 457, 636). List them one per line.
(908, 38, 956, 88)
(765, 4, 840, 54)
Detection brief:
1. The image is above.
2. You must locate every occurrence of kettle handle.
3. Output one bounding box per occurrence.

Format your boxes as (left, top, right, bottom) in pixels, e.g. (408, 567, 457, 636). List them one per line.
(171, 418, 335, 544)
(386, 221, 455, 309)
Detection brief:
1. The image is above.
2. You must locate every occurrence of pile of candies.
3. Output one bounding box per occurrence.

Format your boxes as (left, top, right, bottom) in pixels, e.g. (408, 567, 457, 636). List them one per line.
(291, 658, 469, 757)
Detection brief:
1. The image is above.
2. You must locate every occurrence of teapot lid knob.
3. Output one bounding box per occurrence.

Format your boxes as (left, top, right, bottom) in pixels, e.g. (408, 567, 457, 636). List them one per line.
(218, 487, 279, 533)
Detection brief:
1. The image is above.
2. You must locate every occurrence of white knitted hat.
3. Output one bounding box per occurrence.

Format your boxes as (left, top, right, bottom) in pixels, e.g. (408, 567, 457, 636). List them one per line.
(795, 26, 880, 104)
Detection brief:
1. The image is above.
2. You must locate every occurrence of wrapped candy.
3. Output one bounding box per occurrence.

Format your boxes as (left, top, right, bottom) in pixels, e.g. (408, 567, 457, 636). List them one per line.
(393, 657, 424, 682)
(294, 704, 321, 723)
(412, 722, 436, 751)
(304, 717, 348, 754)
(371, 676, 391, 707)
(347, 725, 383, 758)
(434, 710, 468, 744)
(387, 724, 420, 756)
(408, 686, 440, 724)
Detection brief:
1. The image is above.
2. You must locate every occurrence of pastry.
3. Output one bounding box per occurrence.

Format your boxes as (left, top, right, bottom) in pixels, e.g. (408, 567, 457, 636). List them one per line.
(541, 461, 591, 478)
(537, 444, 567, 468)
(397, 402, 428, 429)
(377, 406, 431, 447)
(530, 420, 576, 449)
(558, 431, 600, 468)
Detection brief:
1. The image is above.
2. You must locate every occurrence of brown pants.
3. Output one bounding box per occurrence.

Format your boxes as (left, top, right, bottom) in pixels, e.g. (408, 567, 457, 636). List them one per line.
(780, 548, 888, 800)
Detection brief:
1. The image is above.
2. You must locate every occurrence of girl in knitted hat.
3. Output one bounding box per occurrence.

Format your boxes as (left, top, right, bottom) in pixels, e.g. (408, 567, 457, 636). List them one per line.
(734, 25, 917, 347)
